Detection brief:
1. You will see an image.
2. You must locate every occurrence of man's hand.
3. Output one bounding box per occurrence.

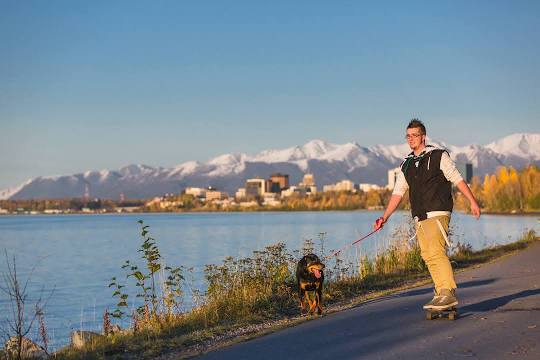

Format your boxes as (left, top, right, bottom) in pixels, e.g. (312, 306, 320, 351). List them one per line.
(373, 217, 386, 231)
(470, 201, 481, 219)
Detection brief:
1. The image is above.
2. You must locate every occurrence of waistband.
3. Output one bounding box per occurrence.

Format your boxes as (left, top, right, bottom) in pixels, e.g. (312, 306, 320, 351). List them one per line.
(414, 211, 451, 222)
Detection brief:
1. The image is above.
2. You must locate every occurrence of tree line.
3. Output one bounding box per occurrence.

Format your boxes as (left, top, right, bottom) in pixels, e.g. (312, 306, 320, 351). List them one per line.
(455, 164, 540, 213)
(0, 198, 145, 212)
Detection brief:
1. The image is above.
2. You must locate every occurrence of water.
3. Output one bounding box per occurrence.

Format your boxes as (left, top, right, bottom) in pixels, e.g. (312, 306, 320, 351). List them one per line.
(0, 211, 537, 349)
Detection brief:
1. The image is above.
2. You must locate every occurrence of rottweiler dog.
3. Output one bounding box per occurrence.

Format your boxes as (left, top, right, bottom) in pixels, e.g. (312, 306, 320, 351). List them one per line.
(296, 253, 325, 315)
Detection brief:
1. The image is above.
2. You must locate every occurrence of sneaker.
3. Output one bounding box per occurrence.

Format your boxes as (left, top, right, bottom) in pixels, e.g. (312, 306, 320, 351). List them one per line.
(423, 289, 440, 310)
(430, 288, 458, 310)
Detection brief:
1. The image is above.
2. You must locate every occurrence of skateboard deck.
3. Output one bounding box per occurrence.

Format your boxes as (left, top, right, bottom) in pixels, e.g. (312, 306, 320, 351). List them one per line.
(425, 307, 458, 320)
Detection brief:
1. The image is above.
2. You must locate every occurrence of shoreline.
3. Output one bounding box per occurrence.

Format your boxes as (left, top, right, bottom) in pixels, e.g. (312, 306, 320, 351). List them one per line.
(1, 209, 539, 217)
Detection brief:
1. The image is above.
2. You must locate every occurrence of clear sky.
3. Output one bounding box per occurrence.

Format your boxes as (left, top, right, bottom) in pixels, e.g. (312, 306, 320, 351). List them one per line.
(1, 1, 539, 189)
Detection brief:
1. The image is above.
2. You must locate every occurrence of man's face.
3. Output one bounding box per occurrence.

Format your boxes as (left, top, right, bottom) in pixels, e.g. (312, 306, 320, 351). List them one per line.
(406, 127, 425, 150)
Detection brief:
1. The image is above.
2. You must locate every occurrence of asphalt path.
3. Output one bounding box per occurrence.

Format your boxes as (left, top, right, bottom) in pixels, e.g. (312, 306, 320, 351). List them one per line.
(198, 241, 540, 359)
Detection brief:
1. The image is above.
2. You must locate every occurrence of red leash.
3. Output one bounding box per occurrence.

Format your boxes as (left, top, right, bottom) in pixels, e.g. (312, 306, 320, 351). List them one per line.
(324, 226, 381, 261)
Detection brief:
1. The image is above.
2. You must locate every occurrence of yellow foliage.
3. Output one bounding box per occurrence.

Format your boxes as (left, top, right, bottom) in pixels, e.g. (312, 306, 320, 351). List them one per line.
(475, 165, 540, 212)
(498, 167, 510, 184)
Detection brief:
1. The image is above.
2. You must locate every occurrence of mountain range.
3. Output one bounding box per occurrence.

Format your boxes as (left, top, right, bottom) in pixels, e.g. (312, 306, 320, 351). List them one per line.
(2, 133, 539, 200)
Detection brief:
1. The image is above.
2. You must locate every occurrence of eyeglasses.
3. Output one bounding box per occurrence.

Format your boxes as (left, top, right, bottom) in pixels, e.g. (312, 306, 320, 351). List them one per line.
(405, 134, 423, 140)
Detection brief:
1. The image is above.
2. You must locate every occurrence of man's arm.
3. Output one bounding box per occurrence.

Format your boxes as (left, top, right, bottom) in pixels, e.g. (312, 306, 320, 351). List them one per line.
(440, 152, 481, 219)
(456, 180, 481, 219)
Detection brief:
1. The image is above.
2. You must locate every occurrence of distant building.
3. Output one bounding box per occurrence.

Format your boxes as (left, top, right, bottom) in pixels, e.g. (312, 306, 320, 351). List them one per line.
(456, 162, 473, 183)
(145, 195, 181, 209)
(322, 184, 336, 192)
(212, 198, 235, 207)
(359, 183, 382, 192)
(387, 167, 401, 190)
(323, 180, 355, 192)
(206, 190, 227, 202)
(267, 173, 289, 193)
(235, 187, 246, 201)
(185, 187, 207, 198)
(335, 180, 355, 192)
(282, 185, 317, 197)
(271, 173, 290, 188)
(262, 193, 281, 206)
(281, 186, 303, 197)
(297, 173, 317, 194)
(301, 173, 315, 186)
(246, 178, 266, 198)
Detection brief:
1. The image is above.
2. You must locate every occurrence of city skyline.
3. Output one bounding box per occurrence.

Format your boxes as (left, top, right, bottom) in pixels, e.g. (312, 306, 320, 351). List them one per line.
(2, 132, 538, 200)
(1, 1, 539, 189)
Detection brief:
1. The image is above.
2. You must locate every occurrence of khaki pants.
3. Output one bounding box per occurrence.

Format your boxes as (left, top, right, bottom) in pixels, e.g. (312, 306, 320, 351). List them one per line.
(416, 215, 457, 293)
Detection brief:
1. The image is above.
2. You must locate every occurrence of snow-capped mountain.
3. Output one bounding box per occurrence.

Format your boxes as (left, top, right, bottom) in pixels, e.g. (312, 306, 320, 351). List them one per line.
(2, 133, 539, 200)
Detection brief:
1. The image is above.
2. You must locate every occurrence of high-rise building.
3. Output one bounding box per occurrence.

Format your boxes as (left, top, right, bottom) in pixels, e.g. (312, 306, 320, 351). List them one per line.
(296, 173, 317, 195)
(456, 163, 473, 183)
(269, 173, 289, 193)
(302, 173, 315, 186)
(246, 178, 266, 198)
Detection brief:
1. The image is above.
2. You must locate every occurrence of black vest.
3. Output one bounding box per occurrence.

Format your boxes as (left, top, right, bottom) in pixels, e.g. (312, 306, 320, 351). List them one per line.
(401, 148, 453, 221)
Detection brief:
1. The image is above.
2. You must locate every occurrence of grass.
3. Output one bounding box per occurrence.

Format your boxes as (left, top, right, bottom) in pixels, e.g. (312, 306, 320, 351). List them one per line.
(52, 227, 538, 360)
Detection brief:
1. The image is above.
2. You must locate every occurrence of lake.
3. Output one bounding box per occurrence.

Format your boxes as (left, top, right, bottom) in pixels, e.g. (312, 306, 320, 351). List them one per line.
(0, 211, 538, 350)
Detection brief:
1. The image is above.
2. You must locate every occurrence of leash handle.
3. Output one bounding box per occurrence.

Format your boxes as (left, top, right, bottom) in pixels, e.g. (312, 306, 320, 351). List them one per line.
(374, 217, 385, 231)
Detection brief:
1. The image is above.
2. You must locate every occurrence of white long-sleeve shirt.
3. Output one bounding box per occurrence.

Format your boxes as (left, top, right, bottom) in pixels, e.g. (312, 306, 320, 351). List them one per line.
(392, 150, 464, 218)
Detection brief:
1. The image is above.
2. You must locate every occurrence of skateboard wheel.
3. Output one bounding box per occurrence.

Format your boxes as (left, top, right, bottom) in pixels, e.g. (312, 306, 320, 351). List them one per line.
(426, 312, 434, 320)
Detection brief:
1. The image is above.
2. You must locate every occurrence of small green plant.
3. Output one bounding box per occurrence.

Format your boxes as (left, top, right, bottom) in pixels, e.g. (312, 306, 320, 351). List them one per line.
(109, 220, 184, 324)
(404, 244, 426, 272)
(108, 276, 128, 319)
(359, 255, 373, 279)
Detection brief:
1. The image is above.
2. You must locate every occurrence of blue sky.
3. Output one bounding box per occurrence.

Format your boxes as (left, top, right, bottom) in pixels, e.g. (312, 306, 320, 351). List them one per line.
(1, 1, 539, 189)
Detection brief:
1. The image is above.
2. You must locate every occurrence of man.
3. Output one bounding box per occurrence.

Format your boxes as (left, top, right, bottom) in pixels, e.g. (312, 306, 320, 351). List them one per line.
(373, 119, 480, 310)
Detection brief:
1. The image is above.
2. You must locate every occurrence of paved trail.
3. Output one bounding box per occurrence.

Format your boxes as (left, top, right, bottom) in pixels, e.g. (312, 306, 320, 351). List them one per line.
(198, 242, 540, 359)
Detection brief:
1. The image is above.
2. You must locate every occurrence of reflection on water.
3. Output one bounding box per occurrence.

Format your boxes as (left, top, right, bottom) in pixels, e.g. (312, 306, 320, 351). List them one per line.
(0, 211, 537, 349)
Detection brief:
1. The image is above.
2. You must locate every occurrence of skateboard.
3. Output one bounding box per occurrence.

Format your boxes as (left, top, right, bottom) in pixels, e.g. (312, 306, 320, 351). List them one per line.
(425, 307, 458, 320)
